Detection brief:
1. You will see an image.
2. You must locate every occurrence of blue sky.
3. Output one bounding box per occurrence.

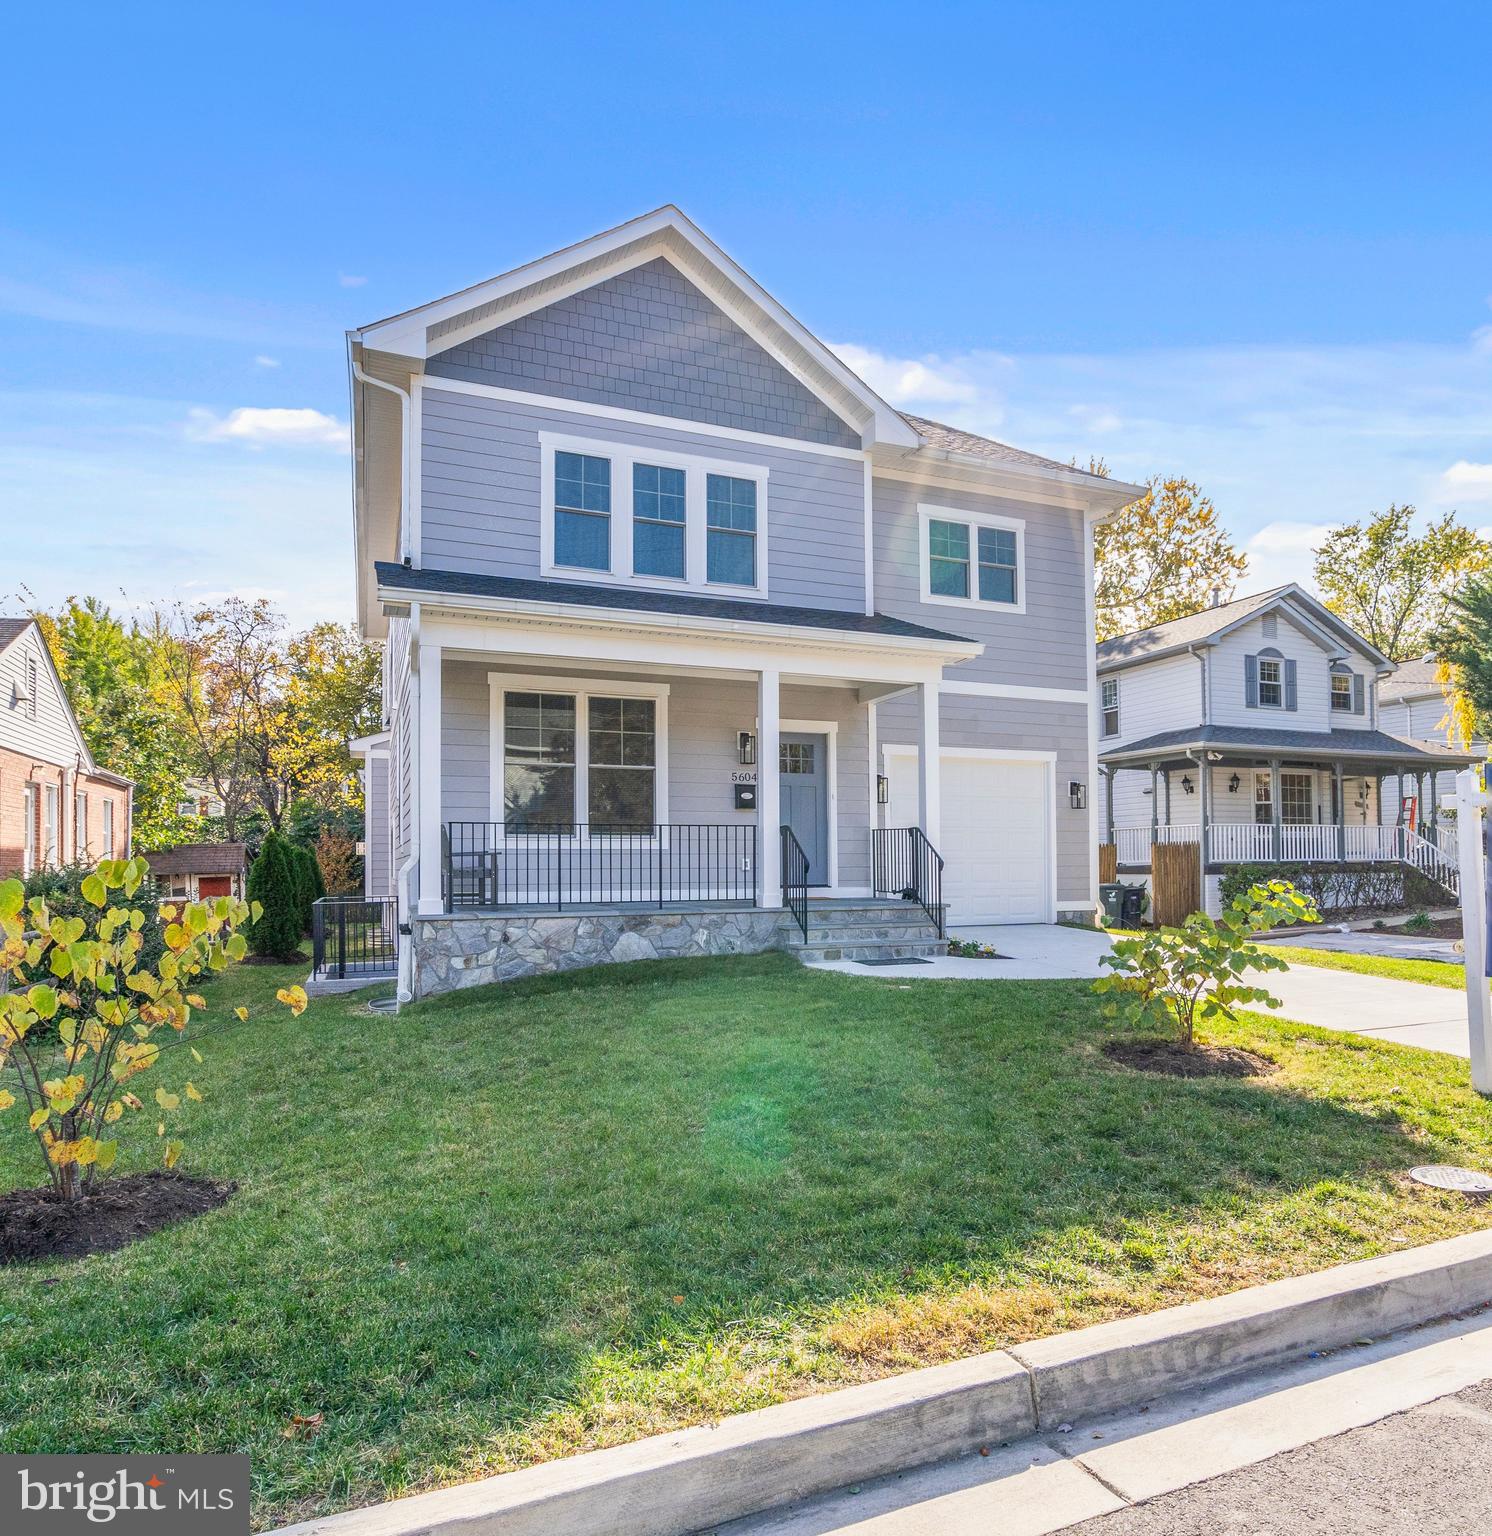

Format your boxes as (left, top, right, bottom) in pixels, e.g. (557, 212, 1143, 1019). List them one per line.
(4, 1, 1491, 627)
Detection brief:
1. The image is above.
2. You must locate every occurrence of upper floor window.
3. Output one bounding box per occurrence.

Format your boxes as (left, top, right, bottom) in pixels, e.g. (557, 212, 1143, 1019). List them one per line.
(918, 504, 1025, 612)
(553, 451, 612, 571)
(706, 474, 757, 588)
(1246, 648, 1295, 710)
(1258, 657, 1283, 707)
(541, 434, 768, 596)
(1330, 672, 1352, 711)
(1101, 678, 1119, 737)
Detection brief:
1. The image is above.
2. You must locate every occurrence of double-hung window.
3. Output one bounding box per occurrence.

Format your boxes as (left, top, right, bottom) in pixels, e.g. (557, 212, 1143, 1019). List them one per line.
(553, 451, 612, 572)
(497, 678, 667, 837)
(1101, 678, 1119, 737)
(42, 784, 59, 867)
(1257, 657, 1283, 708)
(1330, 672, 1352, 712)
(632, 464, 687, 579)
(919, 505, 1025, 611)
(543, 435, 768, 596)
(101, 798, 115, 856)
(706, 474, 757, 587)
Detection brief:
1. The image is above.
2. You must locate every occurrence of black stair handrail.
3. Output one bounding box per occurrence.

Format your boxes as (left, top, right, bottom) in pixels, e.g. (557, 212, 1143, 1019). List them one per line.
(872, 826, 946, 937)
(781, 825, 809, 941)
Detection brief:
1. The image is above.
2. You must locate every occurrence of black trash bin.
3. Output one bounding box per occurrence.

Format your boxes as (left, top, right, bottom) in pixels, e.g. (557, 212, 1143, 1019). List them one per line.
(1098, 882, 1125, 925)
(1120, 884, 1146, 925)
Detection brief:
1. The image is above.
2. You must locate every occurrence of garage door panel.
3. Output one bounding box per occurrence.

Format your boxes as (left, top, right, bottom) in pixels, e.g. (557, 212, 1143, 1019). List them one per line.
(886, 752, 1050, 924)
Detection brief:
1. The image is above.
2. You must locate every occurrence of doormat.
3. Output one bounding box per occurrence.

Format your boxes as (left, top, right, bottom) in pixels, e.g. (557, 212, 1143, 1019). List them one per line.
(854, 956, 933, 966)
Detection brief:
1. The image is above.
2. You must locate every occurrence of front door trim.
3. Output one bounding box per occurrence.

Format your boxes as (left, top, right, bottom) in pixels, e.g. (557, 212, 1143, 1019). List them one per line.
(780, 717, 838, 889)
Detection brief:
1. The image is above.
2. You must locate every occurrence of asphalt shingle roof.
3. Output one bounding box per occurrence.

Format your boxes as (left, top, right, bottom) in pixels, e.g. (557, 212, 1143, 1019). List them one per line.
(1379, 656, 1443, 703)
(1096, 587, 1296, 666)
(1100, 723, 1476, 766)
(144, 843, 247, 877)
(0, 617, 33, 652)
(899, 414, 1116, 483)
(374, 563, 979, 646)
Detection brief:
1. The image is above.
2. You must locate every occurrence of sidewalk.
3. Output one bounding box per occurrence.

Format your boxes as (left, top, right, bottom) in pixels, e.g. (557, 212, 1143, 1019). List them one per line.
(1265, 964, 1470, 1058)
(715, 1308, 1492, 1536)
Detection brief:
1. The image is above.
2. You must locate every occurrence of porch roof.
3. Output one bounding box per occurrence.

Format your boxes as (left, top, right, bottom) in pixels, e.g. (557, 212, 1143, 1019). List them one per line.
(375, 562, 980, 650)
(1100, 723, 1479, 769)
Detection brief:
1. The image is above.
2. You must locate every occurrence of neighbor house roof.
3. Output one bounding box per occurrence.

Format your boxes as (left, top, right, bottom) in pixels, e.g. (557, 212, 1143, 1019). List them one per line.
(144, 842, 247, 877)
(1096, 585, 1392, 672)
(0, 618, 31, 653)
(374, 562, 982, 649)
(1099, 724, 1477, 768)
(1379, 656, 1444, 703)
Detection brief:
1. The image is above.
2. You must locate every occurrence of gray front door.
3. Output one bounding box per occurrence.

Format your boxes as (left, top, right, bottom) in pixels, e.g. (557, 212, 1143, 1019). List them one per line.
(780, 733, 829, 884)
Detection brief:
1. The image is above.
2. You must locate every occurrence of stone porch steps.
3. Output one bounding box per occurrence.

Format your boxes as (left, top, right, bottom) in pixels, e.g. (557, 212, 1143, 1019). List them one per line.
(779, 900, 948, 966)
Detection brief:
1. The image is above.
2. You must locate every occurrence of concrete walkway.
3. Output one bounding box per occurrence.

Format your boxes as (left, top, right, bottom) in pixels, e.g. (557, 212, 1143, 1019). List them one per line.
(808, 923, 1474, 1059)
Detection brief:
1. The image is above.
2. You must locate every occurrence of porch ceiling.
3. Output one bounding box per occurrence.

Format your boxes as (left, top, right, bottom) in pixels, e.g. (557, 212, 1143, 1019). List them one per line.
(1100, 723, 1477, 770)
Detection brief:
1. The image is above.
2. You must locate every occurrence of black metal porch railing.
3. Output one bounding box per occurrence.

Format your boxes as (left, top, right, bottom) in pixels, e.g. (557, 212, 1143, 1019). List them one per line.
(442, 823, 758, 911)
(872, 827, 946, 936)
(781, 825, 809, 941)
(311, 897, 399, 979)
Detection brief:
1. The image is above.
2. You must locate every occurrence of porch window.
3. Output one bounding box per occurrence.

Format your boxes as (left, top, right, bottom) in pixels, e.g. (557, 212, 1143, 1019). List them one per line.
(706, 474, 757, 587)
(588, 697, 656, 831)
(1101, 678, 1119, 737)
(503, 693, 577, 829)
(632, 463, 687, 580)
(1254, 773, 1272, 825)
(1257, 657, 1283, 708)
(928, 519, 970, 598)
(1280, 772, 1313, 824)
(553, 451, 612, 572)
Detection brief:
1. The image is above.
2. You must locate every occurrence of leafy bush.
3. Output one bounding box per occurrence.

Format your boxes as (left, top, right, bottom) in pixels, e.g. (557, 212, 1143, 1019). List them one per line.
(1217, 861, 1444, 916)
(0, 857, 304, 1200)
(245, 832, 303, 960)
(314, 830, 362, 897)
(17, 862, 166, 979)
(1094, 880, 1318, 1047)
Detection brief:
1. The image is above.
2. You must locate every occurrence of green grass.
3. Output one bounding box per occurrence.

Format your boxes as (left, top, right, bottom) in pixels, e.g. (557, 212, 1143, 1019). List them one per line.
(5, 953, 1492, 1529)
(1263, 944, 1476, 990)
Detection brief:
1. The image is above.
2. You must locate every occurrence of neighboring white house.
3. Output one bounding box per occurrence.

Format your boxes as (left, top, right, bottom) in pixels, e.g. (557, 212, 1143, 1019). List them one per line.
(345, 206, 1142, 998)
(1095, 586, 1472, 905)
(1376, 655, 1487, 828)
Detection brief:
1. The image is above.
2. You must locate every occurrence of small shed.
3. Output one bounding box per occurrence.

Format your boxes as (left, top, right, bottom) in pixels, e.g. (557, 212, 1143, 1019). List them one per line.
(144, 842, 248, 901)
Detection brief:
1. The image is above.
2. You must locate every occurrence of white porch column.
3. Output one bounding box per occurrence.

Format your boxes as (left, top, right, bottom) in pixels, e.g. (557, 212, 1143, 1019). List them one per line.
(915, 678, 942, 850)
(417, 640, 444, 914)
(756, 667, 781, 907)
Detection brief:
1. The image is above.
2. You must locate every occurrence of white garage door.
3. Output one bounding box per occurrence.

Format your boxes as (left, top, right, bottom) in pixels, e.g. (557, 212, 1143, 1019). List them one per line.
(886, 751, 1052, 925)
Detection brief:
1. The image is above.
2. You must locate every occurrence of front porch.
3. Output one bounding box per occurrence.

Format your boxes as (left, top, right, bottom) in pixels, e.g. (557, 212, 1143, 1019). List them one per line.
(1099, 726, 1473, 899)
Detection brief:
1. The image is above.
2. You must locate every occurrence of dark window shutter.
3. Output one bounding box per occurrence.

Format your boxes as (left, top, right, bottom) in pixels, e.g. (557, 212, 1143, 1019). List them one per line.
(1284, 659, 1298, 711)
(1245, 653, 1258, 708)
(1352, 674, 1364, 714)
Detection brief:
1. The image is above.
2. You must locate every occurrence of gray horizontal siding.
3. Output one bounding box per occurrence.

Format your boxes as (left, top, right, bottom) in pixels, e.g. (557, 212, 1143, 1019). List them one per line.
(871, 472, 1090, 690)
(877, 691, 1093, 906)
(426, 256, 860, 449)
(419, 388, 869, 613)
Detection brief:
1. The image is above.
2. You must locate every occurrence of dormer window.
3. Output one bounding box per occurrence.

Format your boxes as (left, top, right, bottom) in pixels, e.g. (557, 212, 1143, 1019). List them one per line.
(1246, 647, 1295, 711)
(1330, 672, 1352, 711)
(1257, 657, 1283, 707)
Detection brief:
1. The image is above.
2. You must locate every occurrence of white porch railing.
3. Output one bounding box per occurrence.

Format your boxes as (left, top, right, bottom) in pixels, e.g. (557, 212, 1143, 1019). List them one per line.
(1209, 824, 1273, 863)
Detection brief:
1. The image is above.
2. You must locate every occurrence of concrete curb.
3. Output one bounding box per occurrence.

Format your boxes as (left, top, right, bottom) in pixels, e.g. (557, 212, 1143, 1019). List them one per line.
(272, 1229, 1492, 1536)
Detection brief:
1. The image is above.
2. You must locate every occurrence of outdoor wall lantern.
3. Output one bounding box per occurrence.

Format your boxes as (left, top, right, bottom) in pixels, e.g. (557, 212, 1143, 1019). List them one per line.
(1228, 773, 1241, 793)
(877, 774, 890, 805)
(737, 731, 756, 766)
(1181, 775, 1195, 795)
(1068, 780, 1087, 810)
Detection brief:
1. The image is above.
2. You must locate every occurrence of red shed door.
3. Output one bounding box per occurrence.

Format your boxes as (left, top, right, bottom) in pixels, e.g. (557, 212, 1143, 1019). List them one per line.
(197, 875, 232, 898)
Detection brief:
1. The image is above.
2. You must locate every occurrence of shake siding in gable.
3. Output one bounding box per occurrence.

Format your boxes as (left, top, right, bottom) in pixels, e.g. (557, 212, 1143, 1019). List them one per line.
(418, 387, 868, 613)
(425, 256, 861, 449)
(869, 474, 1089, 689)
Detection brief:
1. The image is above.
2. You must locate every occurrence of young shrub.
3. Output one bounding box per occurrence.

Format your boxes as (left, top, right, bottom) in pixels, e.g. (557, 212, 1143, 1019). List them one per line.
(1093, 880, 1319, 1048)
(245, 832, 303, 960)
(0, 858, 305, 1201)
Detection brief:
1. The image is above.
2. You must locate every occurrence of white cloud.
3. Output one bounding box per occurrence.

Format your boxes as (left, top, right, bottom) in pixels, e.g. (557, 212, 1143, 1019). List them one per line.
(830, 342, 980, 407)
(1440, 460, 1492, 501)
(1068, 403, 1123, 433)
(1240, 522, 1336, 596)
(338, 273, 368, 289)
(253, 354, 281, 369)
(184, 406, 349, 449)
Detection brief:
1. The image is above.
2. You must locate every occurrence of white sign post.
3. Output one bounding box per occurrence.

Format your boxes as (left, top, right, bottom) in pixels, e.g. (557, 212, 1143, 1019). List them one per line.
(1455, 767, 1492, 1093)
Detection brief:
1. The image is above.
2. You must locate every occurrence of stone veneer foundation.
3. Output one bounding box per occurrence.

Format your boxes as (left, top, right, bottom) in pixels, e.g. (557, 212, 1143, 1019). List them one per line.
(412, 908, 787, 996)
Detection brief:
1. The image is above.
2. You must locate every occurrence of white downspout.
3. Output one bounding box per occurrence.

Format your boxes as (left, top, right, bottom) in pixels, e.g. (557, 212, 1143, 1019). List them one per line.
(351, 359, 414, 564)
(394, 602, 421, 1004)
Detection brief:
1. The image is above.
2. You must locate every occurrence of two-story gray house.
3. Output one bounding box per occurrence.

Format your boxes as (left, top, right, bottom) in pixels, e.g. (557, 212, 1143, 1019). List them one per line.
(1096, 585, 1472, 912)
(345, 207, 1141, 998)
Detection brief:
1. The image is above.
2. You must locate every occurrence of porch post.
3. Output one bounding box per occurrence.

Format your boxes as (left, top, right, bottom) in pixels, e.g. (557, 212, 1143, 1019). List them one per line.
(1149, 763, 1159, 846)
(1333, 761, 1345, 860)
(915, 677, 942, 850)
(1269, 758, 1282, 861)
(1198, 756, 1211, 871)
(1427, 769, 1438, 840)
(1104, 766, 1115, 847)
(756, 667, 781, 907)
(416, 641, 444, 915)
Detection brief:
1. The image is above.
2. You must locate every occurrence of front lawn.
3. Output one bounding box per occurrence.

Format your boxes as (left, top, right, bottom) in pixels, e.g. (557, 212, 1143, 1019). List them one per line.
(5, 953, 1492, 1529)
(1264, 944, 1477, 991)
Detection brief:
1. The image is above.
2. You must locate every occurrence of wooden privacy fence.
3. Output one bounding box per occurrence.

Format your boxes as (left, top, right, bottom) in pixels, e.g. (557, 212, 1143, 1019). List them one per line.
(1098, 843, 1118, 884)
(1151, 841, 1201, 927)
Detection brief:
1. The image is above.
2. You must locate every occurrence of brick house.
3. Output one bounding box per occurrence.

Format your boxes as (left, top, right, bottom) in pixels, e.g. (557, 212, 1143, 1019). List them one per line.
(0, 618, 132, 876)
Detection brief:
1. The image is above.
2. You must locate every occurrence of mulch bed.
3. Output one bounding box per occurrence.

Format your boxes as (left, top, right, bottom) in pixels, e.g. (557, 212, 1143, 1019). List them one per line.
(1102, 1037, 1277, 1079)
(0, 1171, 235, 1265)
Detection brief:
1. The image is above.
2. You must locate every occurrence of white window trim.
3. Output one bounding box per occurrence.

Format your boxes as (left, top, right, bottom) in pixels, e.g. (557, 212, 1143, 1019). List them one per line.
(1256, 654, 1285, 709)
(101, 798, 115, 857)
(487, 672, 671, 845)
(917, 504, 1026, 614)
(1100, 677, 1120, 738)
(538, 431, 770, 599)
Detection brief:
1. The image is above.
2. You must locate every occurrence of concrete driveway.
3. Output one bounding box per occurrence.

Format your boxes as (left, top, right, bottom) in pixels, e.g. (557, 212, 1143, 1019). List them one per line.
(808, 923, 1474, 1059)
